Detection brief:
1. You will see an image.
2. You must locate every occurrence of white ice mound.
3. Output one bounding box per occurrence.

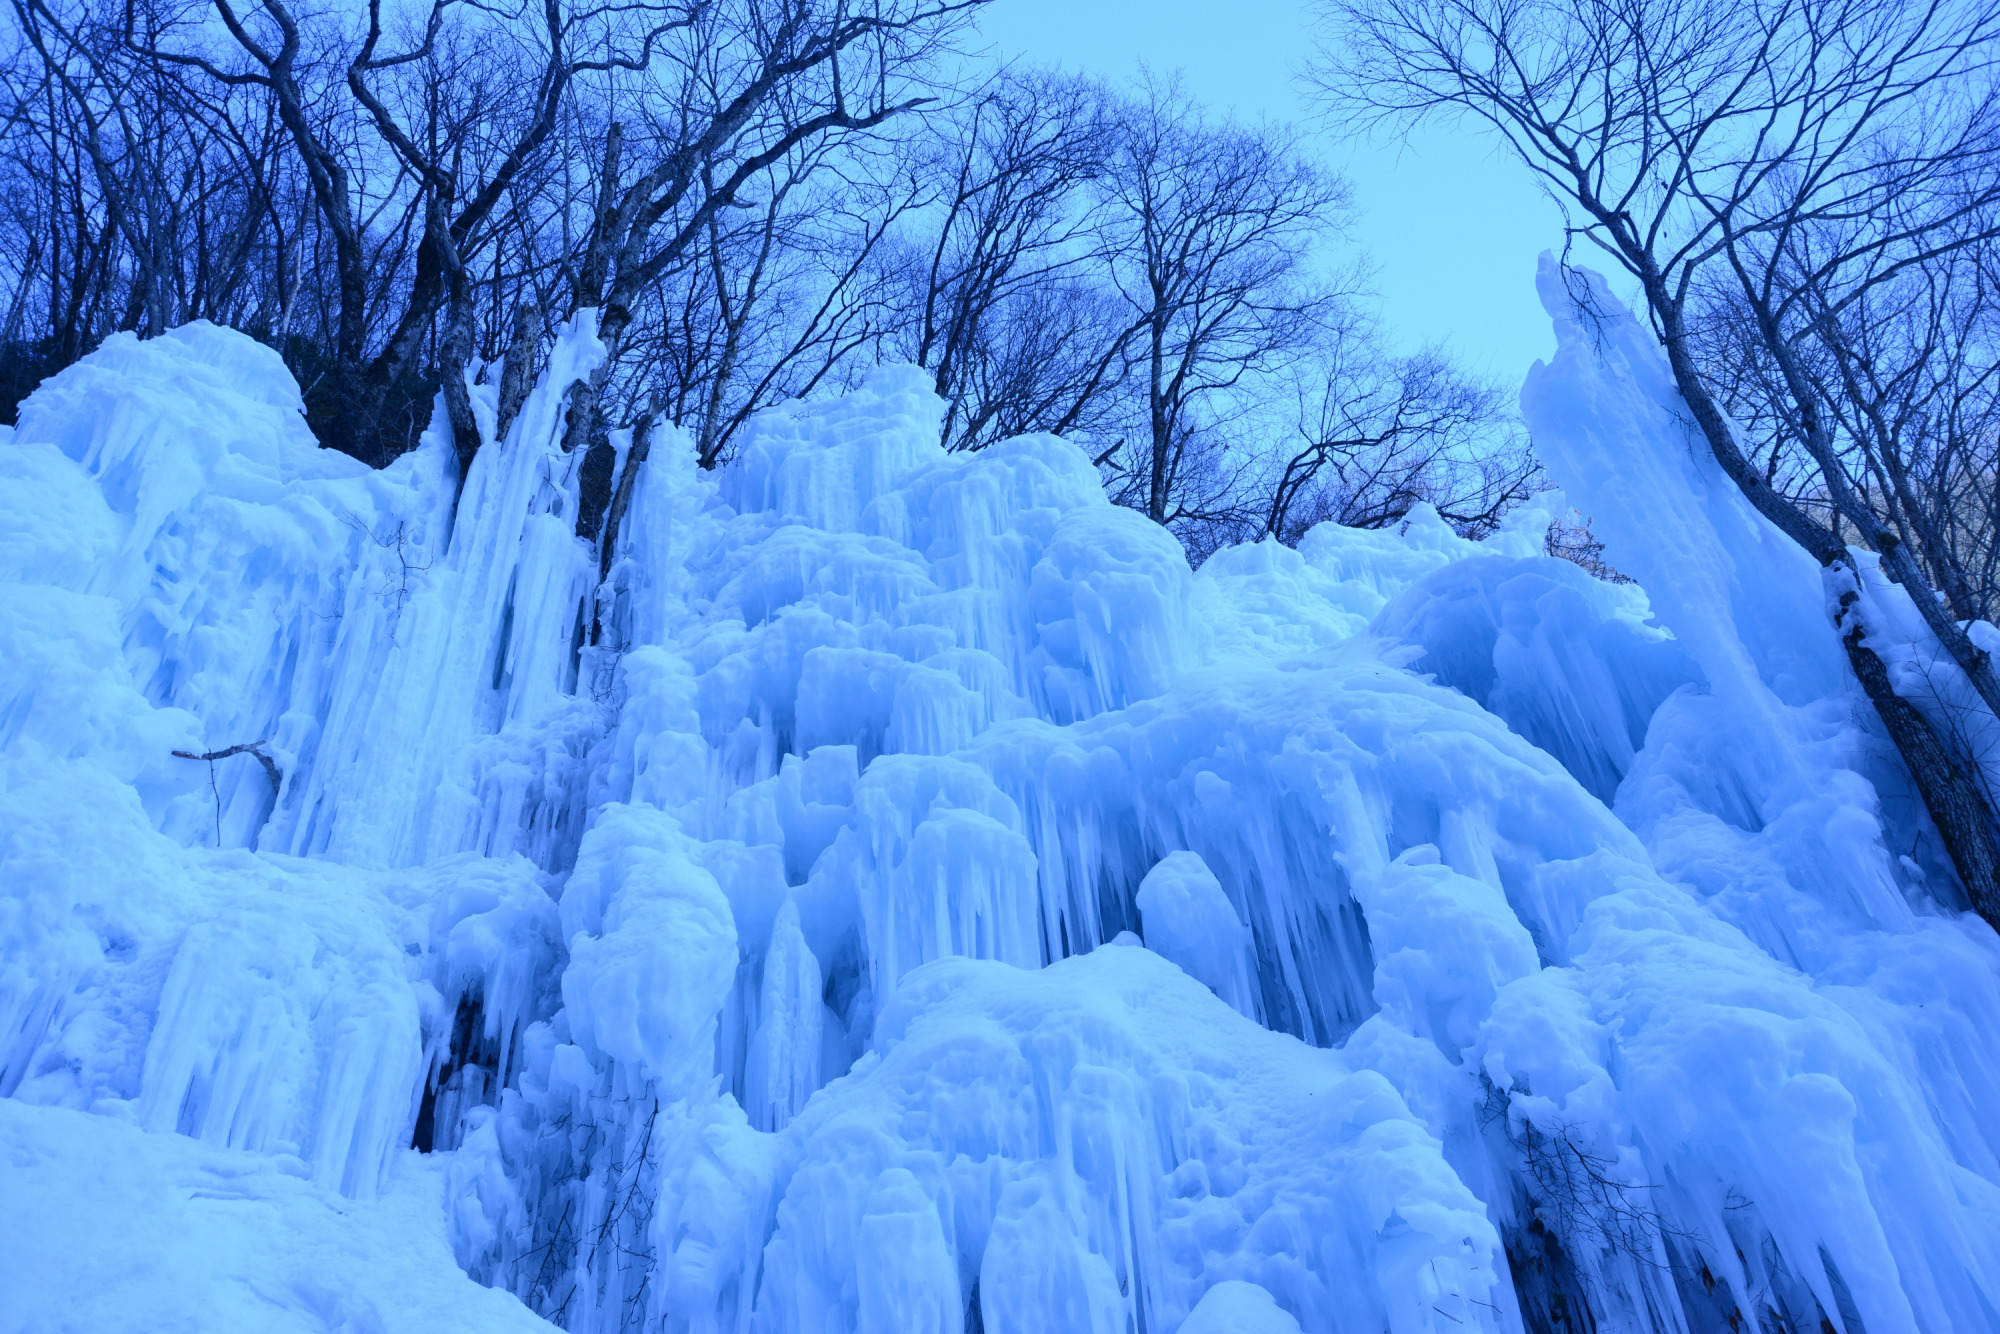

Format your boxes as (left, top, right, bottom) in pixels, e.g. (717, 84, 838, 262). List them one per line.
(4, 274, 2000, 1334)
(1136, 850, 1256, 1013)
(1177, 1280, 1304, 1334)
(748, 948, 1504, 1334)
(0, 1096, 550, 1334)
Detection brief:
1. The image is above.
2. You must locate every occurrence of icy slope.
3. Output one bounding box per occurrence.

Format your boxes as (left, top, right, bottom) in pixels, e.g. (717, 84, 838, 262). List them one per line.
(3, 271, 2000, 1334)
(0, 1097, 551, 1334)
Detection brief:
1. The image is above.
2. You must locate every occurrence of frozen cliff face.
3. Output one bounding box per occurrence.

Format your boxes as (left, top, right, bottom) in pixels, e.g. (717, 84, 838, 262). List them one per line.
(5, 270, 2000, 1334)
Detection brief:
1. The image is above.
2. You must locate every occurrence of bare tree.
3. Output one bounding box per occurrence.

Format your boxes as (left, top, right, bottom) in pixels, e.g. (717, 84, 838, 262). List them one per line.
(899, 66, 1123, 450)
(1, 11, 134, 400)
(556, 0, 983, 464)
(1264, 341, 1528, 542)
(1098, 77, 1351, 530)
(1321, 0, 2000, 923)
(132, 0, 677, 466)
(682, 137, 916, 469)
(1697, 221, 2000, 618)
(13, 0, 172, 334)
(4, 0, 297, 369)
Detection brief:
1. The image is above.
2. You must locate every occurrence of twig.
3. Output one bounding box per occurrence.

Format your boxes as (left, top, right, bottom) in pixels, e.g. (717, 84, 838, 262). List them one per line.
(171, 740, 282, 845)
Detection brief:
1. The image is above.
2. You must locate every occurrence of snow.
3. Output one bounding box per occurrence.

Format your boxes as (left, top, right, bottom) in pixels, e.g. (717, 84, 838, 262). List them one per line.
(1177, 1280, 1304, 1334)
(4, 274, 2000, 1333)
(0, 1096, 550, 1334)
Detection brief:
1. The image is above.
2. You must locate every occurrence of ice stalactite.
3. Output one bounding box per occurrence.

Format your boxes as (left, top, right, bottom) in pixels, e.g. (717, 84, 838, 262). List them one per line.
(270, 309, 611, 874)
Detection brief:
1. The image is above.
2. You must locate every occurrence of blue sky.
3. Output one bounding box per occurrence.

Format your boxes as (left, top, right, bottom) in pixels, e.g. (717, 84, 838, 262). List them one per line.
(970, 0, 1567, 387)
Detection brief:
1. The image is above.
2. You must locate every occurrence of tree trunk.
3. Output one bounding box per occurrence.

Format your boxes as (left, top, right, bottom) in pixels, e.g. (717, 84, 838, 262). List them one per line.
(495, 301, 539, 445)
(1841, 600, 2000, 922)
(439, 290, 480, 478)
(598, 407, 659, 582)
(1633, 267, 2000, 933)
(1148, 315, 1170, 523)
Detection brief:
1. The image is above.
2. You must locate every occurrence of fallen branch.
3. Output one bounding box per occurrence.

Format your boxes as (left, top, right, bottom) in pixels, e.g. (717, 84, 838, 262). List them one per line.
(172, 740, 283, 845)
(172, 741, 282, 793)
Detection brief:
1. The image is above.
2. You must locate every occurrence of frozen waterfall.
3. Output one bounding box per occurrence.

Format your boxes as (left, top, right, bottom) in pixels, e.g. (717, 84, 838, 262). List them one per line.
(5, 260, 2000, 1334)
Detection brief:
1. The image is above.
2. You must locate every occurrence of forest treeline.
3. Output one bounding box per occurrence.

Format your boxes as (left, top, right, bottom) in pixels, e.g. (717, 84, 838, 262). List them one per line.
(0, 0, 1538, 560)
(4, 0, 1999, 694)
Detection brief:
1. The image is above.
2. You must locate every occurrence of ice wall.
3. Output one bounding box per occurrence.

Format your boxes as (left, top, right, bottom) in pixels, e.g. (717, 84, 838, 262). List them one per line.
(5, 277, 2000, 1334)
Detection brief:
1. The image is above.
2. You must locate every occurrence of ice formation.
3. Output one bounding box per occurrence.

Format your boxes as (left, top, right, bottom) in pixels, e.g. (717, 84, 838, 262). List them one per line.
(6, 258, 2000, 1334)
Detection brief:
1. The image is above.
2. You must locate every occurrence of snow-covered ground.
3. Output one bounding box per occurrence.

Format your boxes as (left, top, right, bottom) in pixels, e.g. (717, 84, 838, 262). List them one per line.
(4, 259, 2000, 1333)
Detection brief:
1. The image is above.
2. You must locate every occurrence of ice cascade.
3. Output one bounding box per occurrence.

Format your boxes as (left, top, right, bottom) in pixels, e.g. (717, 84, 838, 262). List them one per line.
(4, 269, 2000, 1334)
